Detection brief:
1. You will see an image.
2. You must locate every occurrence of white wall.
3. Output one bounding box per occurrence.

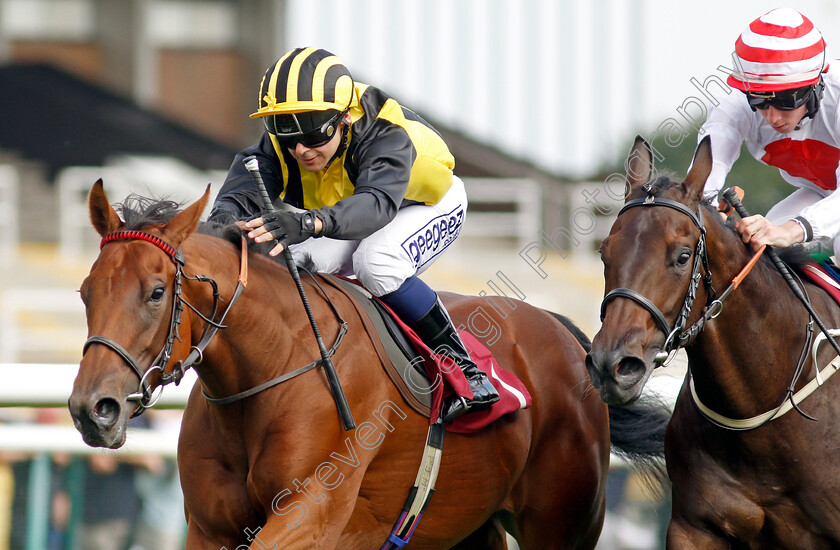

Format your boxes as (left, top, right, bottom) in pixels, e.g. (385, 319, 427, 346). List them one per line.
(3, 0, 840, 179)
(284, 0, 840, 178)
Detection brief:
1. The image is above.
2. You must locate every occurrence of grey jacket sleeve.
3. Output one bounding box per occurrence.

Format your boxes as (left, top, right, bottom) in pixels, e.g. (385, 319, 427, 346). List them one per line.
(319, 120, 415, 239)
(208, 135, 283, 222)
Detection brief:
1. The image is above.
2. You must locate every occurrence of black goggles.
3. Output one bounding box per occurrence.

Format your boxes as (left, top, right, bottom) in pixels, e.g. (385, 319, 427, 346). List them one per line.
(746, 86, 814, 111)
(263, 109, 346, 149)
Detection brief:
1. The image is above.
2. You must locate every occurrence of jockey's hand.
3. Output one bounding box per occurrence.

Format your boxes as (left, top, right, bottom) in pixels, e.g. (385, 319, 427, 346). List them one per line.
(735, 215, 805, 251)
(245, 211, 321, 256)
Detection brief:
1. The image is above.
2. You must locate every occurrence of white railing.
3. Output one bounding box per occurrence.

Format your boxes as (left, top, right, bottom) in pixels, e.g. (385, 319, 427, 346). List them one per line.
(461, 177, 542, 250)
(0, 165, 19, 260)
(0, 363, 680, 453)
(0, 362, 192, 550)
(0, 362, 194, 456)
(0, 362, 197, 410)
(0, 288, 86, 363)
(566, 180, 621, 260)
(0, 423, 179, 457)
(56, 157, 225, 259)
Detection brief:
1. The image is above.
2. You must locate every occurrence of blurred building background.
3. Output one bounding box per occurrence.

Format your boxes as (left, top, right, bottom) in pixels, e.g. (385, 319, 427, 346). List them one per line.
(1, 1, 838, 548)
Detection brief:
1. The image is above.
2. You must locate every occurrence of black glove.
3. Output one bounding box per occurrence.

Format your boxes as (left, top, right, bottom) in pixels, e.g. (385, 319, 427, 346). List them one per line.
(255, 210, 322, 246)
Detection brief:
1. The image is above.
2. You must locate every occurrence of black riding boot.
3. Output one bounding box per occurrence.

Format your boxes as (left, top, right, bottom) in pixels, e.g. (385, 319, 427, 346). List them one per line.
(409, 298, 500, 423)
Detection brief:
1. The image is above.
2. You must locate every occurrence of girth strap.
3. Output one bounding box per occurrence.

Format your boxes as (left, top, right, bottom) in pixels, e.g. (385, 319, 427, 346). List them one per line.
(380, 421, 445, 549)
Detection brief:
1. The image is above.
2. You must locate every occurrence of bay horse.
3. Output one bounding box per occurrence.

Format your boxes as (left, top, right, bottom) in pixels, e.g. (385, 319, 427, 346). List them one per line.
(69, 181, 666, 549)
(587, 135, 840, 548)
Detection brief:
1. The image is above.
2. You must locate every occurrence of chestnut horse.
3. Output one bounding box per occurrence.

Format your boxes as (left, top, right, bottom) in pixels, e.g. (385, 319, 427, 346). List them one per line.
(587, 136, 840, 548)
(70, 181, 666, 549)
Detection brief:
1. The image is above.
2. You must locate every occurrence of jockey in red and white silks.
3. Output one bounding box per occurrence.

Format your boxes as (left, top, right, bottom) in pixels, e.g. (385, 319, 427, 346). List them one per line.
(700, 8, 840, 258)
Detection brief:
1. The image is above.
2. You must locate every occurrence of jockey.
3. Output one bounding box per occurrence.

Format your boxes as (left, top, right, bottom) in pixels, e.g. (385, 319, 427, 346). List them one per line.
(208, 47, 499, 422)
(700, 7, 840, 258)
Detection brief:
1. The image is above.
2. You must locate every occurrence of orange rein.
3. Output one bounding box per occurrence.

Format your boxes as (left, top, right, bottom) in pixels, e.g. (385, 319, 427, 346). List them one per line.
(732, 244, 766, 289)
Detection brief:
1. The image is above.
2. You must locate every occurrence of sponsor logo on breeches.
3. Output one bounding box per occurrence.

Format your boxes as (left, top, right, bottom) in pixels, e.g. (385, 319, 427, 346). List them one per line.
(403, 206, 464, 269)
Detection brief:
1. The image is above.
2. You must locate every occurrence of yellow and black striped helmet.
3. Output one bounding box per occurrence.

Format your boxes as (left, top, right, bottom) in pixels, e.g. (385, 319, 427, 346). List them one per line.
(250, 47, 355, 118)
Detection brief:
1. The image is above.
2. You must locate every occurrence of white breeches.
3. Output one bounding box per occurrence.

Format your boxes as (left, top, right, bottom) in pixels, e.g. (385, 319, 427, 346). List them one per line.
(289, 176, 468, 296)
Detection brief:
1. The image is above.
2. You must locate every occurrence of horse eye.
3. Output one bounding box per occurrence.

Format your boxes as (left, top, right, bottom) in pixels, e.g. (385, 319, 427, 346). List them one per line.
(677, 250, 691, 265)
(150, 287, 166, 301)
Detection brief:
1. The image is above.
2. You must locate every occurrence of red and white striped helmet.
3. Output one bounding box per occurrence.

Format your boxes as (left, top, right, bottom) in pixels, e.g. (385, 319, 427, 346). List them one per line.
(728, 8, 829, 92)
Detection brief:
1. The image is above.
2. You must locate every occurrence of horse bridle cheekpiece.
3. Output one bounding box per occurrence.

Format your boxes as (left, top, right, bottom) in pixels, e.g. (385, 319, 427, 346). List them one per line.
(599, 193, 716, 364)
(83, 230, 244, 416)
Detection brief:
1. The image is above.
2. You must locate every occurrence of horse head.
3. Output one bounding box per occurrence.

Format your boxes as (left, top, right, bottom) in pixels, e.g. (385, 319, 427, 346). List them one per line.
(585, 136, 713, 405)
(69, 180, 209, 448)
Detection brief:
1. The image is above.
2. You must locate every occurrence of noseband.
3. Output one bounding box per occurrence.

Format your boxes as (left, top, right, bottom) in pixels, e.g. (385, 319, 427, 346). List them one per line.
(83, 230, 246, 415)
(599, 194, 716, 363)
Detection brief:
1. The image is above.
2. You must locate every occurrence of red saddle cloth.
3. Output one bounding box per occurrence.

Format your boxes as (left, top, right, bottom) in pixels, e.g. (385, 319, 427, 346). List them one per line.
(380, 302, 532, 434)
(801, 261, 840, 304)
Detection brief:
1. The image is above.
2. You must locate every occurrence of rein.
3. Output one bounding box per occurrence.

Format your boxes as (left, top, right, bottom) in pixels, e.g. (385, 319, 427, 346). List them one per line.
(83, 230, 248, 416)
(202, 268, 349, 406)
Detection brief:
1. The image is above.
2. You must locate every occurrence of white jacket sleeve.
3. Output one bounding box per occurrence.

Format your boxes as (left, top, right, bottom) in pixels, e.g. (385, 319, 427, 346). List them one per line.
(797, 90, 840, 240)
(696, 93, 754, 200)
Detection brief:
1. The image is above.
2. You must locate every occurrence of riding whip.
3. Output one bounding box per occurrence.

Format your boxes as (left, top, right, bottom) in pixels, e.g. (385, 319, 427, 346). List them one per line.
(243, 155, 355, 431)
(722, 187, 840, 359)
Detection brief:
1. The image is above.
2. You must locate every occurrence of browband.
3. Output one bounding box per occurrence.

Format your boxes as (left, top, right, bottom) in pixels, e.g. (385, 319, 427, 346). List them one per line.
(101, 231, 178, 261)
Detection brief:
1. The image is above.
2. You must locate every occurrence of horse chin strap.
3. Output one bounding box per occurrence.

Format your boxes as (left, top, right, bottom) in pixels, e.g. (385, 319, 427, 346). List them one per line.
(84, 231, 248, 417)
(600, 195, 716, 366)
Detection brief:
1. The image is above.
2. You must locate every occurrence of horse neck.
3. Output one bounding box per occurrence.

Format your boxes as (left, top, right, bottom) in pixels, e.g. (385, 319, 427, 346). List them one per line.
(180, 235, 303, 401)
(688, 218, 810, 415)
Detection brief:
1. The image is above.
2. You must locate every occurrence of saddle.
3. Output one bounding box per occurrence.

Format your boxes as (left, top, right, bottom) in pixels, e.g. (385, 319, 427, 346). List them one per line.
(321, 275, 531, 434)
(800, 259, 840, 304)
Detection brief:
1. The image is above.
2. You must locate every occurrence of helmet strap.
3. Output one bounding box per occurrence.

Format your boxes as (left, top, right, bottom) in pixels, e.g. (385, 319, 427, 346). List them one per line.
(804, 79, 825, 119)
(325, 112, 350, 169)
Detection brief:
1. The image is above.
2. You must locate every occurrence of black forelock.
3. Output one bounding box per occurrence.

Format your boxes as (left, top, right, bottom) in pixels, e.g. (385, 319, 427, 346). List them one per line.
(114, 194, 181, 230)
(641, 174, 680, 196)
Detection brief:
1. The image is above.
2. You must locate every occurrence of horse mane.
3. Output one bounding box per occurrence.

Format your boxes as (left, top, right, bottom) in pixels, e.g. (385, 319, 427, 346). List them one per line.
(114, 194, 181, 230)
(640, 173, 679, 196)
(641, 175, 823, 270)
(108, 192, 281, 256)
(198, 219, 279, 257)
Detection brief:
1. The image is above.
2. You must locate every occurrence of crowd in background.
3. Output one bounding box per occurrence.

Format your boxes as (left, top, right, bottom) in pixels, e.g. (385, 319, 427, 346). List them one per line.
(0, 408, 184, 550)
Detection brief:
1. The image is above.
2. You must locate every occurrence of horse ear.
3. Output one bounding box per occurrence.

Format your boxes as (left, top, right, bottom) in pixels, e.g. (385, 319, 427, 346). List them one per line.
(162, 184, 211, 247)
(625, 135, 654, 196)
(684, 135, 712, 199)
(89, 179, 123, 237)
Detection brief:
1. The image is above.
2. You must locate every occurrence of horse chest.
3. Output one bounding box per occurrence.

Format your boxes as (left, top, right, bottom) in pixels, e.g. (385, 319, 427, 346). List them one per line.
(670, 411, 840, 545)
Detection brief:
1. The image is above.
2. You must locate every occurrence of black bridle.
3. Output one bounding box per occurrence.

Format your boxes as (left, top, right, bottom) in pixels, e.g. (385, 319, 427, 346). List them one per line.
(599, 191, 822, 429)
(599, 194, 716, 364)
(83, 230, 245, 416)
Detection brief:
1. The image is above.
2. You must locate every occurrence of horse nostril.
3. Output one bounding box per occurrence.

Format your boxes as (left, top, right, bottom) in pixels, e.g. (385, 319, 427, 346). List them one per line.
(93, 398, 121, 427)
(616, 356, 646, 380)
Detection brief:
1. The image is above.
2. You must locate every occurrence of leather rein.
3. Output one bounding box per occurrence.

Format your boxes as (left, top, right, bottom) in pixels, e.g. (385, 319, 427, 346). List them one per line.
(600, 192, 817, 430)
(83, 230, 248, 416)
